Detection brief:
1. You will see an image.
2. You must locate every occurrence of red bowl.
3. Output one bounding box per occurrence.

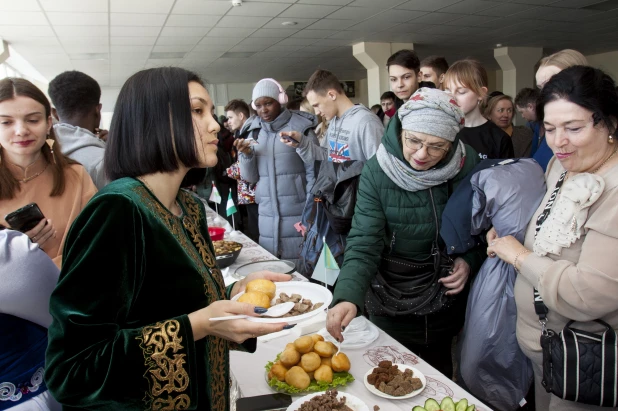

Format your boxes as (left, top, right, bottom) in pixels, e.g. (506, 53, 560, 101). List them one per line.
(208, 227, 226, 241)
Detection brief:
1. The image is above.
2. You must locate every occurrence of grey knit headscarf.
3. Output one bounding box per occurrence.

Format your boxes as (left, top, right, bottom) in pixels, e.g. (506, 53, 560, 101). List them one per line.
(377, 88, 467, 192)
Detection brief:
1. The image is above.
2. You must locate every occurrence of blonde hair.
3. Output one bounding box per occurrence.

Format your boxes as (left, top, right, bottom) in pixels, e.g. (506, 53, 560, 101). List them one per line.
(300, 98, 314, 114)
(540, 49, 588, 70)
(483, 94, 513, 119)
(443, 59, 488, 102)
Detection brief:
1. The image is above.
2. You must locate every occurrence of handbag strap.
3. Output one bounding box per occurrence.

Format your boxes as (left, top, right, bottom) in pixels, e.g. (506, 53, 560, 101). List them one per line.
(533, 171, 568, 326)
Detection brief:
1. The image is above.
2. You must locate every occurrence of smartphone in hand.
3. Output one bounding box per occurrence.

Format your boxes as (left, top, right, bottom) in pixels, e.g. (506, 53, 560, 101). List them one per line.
(4, 203, 45, 232)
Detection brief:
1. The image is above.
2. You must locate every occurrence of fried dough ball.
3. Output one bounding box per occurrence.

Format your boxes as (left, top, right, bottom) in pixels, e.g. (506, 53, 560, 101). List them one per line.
(294, 336, 314, 354)
(311, 334, 325, 344)
(285, 366, 311, 390)
(279, 347, 300, 368)
(245, 279, 277, 300)
(313, 341, 336, 357)
(269, 363, 288, 382)
(238, 291, 271, 308)
(300, 352, 321, 372)
(326, 341, 337, 353)
(314, 364, 333, 384)
(331, 353, 351, 372)
(285, 343, 295, 351)
(320, 357, 332, 368)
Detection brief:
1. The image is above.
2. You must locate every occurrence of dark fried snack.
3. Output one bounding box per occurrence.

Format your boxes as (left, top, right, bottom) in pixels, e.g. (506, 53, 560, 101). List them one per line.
(212, 240, 242, 256)
(298, 389, 353, 411)
(366, 363, 423, 397)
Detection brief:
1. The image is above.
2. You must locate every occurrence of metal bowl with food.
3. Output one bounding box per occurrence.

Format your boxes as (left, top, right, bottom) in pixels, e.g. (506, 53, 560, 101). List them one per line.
(213, 240, 243, 268)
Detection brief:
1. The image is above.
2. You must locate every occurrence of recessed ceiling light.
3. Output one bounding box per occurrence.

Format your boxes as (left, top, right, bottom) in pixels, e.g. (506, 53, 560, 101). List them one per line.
(281, 21, 298, 26)
(496, 43, 502, 47)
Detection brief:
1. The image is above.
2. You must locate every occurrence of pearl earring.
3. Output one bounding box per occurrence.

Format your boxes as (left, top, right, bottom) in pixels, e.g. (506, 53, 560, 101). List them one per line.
(610, 135, 614, 144)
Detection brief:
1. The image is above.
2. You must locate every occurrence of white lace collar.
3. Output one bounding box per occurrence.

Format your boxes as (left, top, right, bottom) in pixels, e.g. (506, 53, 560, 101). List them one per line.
(534, 172, 605, 256)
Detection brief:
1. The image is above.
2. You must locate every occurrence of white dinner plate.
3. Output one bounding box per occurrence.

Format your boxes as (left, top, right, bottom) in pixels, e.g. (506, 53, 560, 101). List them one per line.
(363, 364, 426, 400)
(232, 282, 332, 324)
(286, 391, 369, 411)
(318, 316, 380, 349)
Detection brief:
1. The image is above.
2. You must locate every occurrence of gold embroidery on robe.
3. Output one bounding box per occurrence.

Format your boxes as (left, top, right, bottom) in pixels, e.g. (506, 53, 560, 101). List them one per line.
(135, 186, 229, 410)
(138, 320, 191, 410)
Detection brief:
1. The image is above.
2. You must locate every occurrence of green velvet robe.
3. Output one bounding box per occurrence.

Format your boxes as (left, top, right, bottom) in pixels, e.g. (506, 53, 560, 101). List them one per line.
(45, 178, 244, 411)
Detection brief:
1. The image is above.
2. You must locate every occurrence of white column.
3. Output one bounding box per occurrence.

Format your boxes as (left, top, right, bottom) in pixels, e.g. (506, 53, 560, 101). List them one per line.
(494, 46, 542, 124)
(1, 40, 10, 64)
(353, 42, 414, 106)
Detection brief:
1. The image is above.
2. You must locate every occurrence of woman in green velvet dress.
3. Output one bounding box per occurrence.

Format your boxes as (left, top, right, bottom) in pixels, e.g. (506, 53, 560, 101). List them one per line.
(45, 67, 292, 411)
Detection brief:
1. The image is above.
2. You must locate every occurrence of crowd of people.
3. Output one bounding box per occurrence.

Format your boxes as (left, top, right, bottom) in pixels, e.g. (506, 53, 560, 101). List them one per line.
(1, 46, 617, 411)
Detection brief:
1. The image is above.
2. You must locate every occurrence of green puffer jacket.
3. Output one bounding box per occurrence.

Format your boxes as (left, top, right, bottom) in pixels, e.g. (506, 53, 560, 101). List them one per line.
(332, 116, 486, 344)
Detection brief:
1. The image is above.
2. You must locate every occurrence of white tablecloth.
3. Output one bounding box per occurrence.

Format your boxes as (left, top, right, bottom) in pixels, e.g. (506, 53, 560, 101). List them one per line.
(200, 198, 491, 410)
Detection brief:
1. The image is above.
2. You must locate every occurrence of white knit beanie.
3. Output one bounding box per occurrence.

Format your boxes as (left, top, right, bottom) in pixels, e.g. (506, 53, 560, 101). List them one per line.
(252, 79, 281, 103)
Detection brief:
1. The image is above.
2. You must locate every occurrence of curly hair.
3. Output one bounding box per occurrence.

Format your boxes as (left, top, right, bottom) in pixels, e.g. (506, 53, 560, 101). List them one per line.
(48, 71, 101, 119)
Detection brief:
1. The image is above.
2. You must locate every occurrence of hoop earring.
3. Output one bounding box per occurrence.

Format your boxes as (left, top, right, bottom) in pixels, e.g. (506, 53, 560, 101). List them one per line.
(46, 137, 57, 165)
(609, 135, 614, 144)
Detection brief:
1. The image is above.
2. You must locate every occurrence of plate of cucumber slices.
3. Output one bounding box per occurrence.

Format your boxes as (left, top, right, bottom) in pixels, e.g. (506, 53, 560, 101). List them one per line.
(413, 396, 477, 411)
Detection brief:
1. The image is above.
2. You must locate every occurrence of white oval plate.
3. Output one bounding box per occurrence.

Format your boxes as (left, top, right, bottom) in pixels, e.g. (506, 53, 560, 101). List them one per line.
(363, 364, 426, 400)
(232, 282, 332, 324)
(286, 391, 369, 411)
(318, 316, 380, 349)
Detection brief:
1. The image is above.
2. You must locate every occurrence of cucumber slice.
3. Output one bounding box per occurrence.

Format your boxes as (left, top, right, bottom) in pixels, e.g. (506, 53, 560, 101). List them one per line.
(440, 397, 456, 411)
(466, 406, 476, 411)
(424, 398, 441, 411)
(456, 399, 468, 411)
(413, 407, 428, 411)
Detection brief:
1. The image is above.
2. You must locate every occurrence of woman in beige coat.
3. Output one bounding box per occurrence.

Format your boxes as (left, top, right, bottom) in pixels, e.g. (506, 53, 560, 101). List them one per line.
(487, 66, 618, 411)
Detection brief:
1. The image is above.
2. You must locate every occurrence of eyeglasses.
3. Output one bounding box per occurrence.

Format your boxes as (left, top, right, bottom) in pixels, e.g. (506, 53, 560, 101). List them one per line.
(403, 135, 449, 157)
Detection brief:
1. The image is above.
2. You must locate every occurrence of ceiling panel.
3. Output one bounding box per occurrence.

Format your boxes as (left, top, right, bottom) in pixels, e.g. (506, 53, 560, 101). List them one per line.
(296, 0, 352, 4)
(111, 13, 167, 27)
(206, 27, 256, 37)
(47, 12, 108, 26)
(0, 12, 49, 25)
(59, 36, 109, 46)
(0, 25, 55, 38)
(156, 36, 203, 45)
(326, 7, 383, 20)
(111, 45, 154, 53)
(279, 4, 342, 19)
(111, 26, 161, 36)
(347, 0, 408, 7)
(438, 0, 501, 14)
(262, 18, 319, 29)
(291, 29, 340, 38)
(110, 0, 174, 14)
(277, 37, 318, 46)
(54, 25, 109, 37)
(305, 19, 358, 30)
(216, 16, 272, 28)
(346, 18, 401, 31)
(228, 2, 292, 17)
(39, 0, 108, 12)
(165, 14, 219, 26)
(152, 44, 196, 52)
(199, 36, 244, 46)
(160, 26, 210, 37)
(171, 0, 232, 15)
(251, 28, 300, 37)
(111, 37, 158, 45)
(413, 12, 467, 24)
(0, 0, 39, 12)
(396, 0, 462, 12)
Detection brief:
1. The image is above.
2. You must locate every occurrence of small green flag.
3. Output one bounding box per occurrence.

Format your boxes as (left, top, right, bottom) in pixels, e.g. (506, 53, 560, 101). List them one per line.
(226, 192, 237, 217)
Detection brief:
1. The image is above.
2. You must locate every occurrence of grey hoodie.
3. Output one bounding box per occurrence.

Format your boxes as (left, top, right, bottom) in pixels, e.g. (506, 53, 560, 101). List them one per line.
(54, 123, 107, 189)
(296, 104, 384, 163)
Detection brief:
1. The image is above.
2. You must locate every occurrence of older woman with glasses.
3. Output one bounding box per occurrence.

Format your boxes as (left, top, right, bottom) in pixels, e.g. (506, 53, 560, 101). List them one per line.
(326, 88, 485, 378)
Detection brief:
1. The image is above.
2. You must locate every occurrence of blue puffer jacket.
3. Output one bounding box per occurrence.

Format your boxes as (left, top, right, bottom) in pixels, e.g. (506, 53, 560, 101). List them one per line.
(239, 109, 318, 261)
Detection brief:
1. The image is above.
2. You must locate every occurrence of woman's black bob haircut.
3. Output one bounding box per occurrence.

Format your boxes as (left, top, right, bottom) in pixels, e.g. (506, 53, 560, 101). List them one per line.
(538, 65, 618, 135)
(105, 67, 205, 181)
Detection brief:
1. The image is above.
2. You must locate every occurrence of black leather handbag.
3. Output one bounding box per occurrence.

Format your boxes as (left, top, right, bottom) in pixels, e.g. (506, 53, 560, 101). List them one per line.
(534, 171, 618, 407)
(365, 187, 455, 317)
